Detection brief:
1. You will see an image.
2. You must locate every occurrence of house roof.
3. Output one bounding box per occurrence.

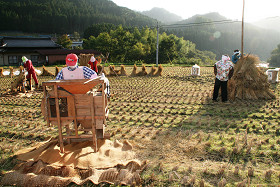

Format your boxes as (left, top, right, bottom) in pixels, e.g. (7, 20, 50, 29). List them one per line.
(36, 49, 102, 56)
(0, 36, 61, 48)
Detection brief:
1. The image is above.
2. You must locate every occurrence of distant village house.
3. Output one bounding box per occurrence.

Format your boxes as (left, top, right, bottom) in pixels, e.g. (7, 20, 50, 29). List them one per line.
(0, 37, 100, 66)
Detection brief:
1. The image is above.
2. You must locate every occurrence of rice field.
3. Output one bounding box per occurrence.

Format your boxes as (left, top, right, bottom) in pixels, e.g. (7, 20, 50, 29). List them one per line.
(1, 66, 280, 186)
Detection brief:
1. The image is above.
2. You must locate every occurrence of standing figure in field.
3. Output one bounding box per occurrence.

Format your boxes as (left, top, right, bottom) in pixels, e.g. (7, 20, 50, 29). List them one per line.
(22, 56, 38, 89)
(56, 53, 98, 80)
(212, 55, 234, 102)
(232, 49, 241, 64)
(88, 55, 100, 74)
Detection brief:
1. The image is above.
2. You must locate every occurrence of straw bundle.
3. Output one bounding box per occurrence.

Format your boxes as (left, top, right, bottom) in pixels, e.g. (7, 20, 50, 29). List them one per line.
(155, 64, 163, 76)
(9, 66, 13, 77)
(137, 64, 148, 76)
(19, 66, 24, 72)
(97, 65, 108, 75)
(228, 55, 275, 100)
(131, 64, 137, 76)
(11, 71, 26, 92)
(41, 65, 54, 76)
(78, 54, 94, 66)
(109, 65, 121, 76)
(55, 66, 60, 77)
(0, 67, 3, 77)
(149, 65, 157, 76)
(120, 65, 127, 76)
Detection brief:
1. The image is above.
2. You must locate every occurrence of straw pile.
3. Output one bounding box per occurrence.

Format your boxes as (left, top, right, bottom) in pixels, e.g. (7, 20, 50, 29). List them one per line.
(9, 66, 13, 77)
(131, 64, 138, 76)
(40, 65, 54, 76)
(19, 66, 24, 72)
(228, 55, 275, 100)
(0, 139, 147, 186)
(10, 70, 26, 92)
(0, 67, 3, 77)
(55, 66, 60, 77)
(155, 64, 163, 76)
(109, 65, 121, 76)
(131, 64, 163, 76)
(79, 54, 94, 66)
(120, 65, 128, 76)
(97, 65, 108, 75)
(149, 65, 157, 76)
(136, 64, 148, 76)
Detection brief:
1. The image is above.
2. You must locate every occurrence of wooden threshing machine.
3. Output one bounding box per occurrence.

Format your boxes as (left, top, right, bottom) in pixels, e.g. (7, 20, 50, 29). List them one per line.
(41, 77, 109, 153)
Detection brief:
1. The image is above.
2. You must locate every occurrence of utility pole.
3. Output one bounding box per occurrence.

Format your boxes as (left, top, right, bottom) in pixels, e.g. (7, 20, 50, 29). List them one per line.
(241, 0, 245, 57)
(156, 22, 159, 66)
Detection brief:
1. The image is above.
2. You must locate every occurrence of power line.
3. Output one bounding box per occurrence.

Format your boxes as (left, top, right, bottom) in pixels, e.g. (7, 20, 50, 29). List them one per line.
(158, 19, 240, 29)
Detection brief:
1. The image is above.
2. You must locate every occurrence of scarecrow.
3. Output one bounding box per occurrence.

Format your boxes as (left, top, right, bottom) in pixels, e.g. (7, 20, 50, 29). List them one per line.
(56, 53, 98, 80)
(232, 49, 241, 64)
(88, 55, 100, 74)
(22, 56, 38, 89)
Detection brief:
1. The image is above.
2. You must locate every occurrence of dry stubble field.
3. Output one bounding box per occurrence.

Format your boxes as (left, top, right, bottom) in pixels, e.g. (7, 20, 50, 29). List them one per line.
(0, 66, 280, 186)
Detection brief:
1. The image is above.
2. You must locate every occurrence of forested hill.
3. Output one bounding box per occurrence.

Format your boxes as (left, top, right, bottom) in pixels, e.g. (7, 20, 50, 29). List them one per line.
(163, 12, 280, 60)
(0, 0, 157, 34)
(141, 8, 183, 24)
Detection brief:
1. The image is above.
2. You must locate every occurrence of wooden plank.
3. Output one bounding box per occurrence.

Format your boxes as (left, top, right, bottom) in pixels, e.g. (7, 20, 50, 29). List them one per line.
(42, 86, 50, 127)
(66, 125, 70, 144)
(94, 116, 104, 119)
(43, 79, 104, 94)
(65, 135, 93, 139)
(96, 119, 104, 129)
(96, 129, 104, 139)
(42, 78, 103, 86)
(90, 95, 97, 152)
(76, 108, 91, 116)
(71, 95, 79, 138)
(67, 96, 75, 117)
(54, 85, 64, 153)
(101, 83, 106, 126)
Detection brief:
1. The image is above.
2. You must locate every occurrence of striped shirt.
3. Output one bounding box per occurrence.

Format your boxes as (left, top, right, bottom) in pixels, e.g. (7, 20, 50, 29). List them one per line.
(55, 66, 97, 80)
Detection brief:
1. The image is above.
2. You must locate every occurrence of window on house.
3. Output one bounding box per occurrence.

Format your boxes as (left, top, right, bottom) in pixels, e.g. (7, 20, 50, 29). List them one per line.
(8, 56, 20, 65)
(31, 55, 39, 63)
(31, 55, 39, 66)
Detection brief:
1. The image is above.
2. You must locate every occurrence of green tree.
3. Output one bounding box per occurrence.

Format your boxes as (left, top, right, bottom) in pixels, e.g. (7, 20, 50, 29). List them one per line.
(159, 33, 177, 64)
(268, 44, 280, 67)
(57, 34, 72, 49)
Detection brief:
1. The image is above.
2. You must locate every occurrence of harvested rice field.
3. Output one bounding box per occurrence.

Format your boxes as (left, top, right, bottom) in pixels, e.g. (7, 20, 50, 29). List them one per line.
(1, 66, 280, 186)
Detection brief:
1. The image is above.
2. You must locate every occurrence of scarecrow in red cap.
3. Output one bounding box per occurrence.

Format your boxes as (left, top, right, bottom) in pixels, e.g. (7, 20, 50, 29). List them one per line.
(22, 56, 38, 89)
(56, 53, 98, 80)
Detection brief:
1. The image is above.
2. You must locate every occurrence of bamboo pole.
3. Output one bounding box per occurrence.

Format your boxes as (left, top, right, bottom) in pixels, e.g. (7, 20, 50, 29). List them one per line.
(241, 0, 245, 57)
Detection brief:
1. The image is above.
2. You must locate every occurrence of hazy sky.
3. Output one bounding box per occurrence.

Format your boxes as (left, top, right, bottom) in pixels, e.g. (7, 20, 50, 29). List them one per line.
(111, 0, 280, 22)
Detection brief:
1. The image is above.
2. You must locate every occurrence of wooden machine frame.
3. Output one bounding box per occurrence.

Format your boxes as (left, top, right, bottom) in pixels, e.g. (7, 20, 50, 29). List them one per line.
(41, 78, 109, 153)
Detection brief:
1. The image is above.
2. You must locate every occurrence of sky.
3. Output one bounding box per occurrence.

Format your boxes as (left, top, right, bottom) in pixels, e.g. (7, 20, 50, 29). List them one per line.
(111, 0, 280, 22)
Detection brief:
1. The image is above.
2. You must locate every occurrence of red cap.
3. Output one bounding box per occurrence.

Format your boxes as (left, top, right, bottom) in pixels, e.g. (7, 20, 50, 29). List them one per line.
(66, 53, 78, 66)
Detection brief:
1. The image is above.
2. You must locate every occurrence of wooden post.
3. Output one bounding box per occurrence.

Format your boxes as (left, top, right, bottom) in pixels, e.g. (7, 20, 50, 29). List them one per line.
(90, 94, 97, 152)
(54, 85, 64, 153)
(241, 0, 245, 58)
(43, 85, 50, 127)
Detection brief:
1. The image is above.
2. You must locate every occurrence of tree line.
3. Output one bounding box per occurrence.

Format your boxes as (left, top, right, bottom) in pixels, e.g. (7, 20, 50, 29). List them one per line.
(81, 24, 216, 65)
(0, 0, 157, 34)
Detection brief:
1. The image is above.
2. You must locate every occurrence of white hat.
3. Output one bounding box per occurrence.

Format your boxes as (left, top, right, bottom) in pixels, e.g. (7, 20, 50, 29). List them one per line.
(22, 56, 28, 63)
(222, 55, 230, 62)
(90, 56, 95, 62)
